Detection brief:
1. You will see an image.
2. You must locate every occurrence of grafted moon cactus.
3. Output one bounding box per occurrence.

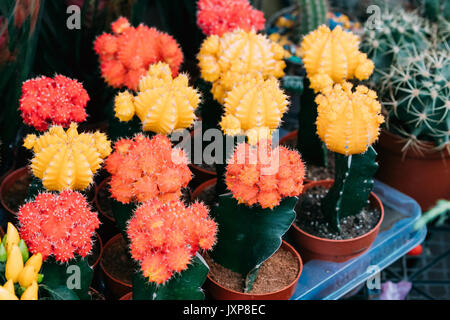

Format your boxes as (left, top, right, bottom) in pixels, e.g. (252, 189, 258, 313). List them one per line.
(23, 123, 112, 191)
(198, 29, 286, 103)
(315, 82, 385, 155)
(114, 62, 200, 135)
(219, 76, 289, 142)
(300, 25, 374, 92)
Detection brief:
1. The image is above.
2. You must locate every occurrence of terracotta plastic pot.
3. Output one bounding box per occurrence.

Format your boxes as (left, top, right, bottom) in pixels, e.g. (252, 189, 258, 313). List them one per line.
(89, 287, 106, 300)
(0, 166, 31, 217)
(190, 178, 217, 201)
(94, 177, 119, 242)
(89, 232, 104, 289)
(119, 292, 132, 300)
(0, 226, 3, 238)
(100, 233, 132, 299)
(279, 130, 298, 149)
(375, 129, 450, 211)
(203, 240, 303, 300)
(289, 180, 384, 263)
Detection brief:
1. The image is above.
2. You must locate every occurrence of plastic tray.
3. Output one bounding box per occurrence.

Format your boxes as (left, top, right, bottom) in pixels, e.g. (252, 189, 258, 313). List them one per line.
(289, 180, 427, 300)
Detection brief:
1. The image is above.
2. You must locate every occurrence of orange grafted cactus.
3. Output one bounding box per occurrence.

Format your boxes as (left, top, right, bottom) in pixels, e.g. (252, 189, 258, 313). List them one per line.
(225, 140, 305, 209)
(127, 199, 217, 284)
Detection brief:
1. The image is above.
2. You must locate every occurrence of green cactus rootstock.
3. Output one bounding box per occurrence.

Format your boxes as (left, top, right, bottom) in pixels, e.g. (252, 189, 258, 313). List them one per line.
(422, 0, 450, 22)
(132, 253, 209, 300)
(295, 0, 328, 41)
(321, 147, 379, 232)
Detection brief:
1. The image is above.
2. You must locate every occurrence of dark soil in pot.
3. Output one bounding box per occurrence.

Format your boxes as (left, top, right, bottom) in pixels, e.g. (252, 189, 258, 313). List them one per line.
(295, 186, 381, 240)
(204, 245, 299, 294)
(2, 171, 32, 212)
(102, 235, 137, 286)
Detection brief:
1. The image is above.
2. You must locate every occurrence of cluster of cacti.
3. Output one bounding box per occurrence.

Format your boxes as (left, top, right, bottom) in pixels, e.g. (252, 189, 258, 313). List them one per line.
(295, 0, 329, 39)
(94, 17, 183, 91)
(196, 0, 265, 36)
(114, 62, 201, 134)
(225, 140, 305, 209)
(198, 29, 286, 103)
(19, 75, 89, 131)
(219, 76, 289, 143)
(17, 190, 100, 262)
(127, 199, 217, 284)
(105, 134, 192, 204)
(315, 82, 385, 155)
(23, 123, 112, 191)
(0, 223, 43, 300)
(300, 25, 374, 92)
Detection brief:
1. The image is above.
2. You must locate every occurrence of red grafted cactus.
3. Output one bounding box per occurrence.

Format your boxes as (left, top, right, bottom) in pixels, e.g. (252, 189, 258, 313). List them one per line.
(94, 17, 183, 91)
(197, 0, 266, 36)
(225, 139, 306, 209)
(19, 75, 89, 131)
(127, 199, 217, 284)
(105, 134, 192, 204)
(17, 191, 100, 263)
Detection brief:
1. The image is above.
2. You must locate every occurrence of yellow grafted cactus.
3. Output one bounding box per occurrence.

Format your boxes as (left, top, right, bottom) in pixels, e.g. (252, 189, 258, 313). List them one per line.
(315, 82, 385, 155)
(198, 29, 286, 103)
(300, 25, 374, 92)
(24, 123, 112, 191)
(219, 76, 289, 143)
(113, 62, 200, 135)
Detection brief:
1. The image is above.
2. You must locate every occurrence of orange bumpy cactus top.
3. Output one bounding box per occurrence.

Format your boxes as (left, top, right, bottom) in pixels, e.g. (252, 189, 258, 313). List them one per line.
(94, 17, 183, 91)
(225, 140, 306, 209)
(127, 199, 217, 284)
(105, 134, 192, 204)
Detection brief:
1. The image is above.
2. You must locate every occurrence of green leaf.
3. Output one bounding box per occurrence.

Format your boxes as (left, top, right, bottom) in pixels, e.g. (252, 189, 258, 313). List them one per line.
(43, 285, 80, 300)
(132, 253, 209, 300)
(41, 255, 93, 300)
(210, 194, 297, 276)
(322, 146, 379, 232)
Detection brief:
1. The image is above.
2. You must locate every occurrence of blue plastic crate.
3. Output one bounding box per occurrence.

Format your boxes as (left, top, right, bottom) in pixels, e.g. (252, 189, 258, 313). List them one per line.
(290, 180, 427, 300)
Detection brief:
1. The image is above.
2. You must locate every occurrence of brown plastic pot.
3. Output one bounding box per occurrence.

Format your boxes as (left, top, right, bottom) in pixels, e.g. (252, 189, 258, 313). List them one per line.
(279, 130, 298, 149)
(100, 233, 132, 299)
(190, 178, 217, 201)
(289, 180, 384, 263)
(375, 129, 450, 211)
(119, 292, 132, 300)
(0, 166, 31, 218)
(203, 240, 303, 300)
(94, 177, 119, 242)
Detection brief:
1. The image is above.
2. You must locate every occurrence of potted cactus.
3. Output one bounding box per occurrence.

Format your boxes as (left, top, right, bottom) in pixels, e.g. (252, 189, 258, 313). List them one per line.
(290, 82, 385, 262)
(361, 6, 450, 210)
(203, 139, 305, 300)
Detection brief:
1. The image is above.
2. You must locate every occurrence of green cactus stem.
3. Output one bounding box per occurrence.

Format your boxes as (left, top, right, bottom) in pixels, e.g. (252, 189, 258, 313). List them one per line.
(295, 0, 329, 41)
(321, 146, 379, 232)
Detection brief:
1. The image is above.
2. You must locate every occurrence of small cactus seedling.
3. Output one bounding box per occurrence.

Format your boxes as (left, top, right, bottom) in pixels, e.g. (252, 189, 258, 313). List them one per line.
(198, 29, 286, 103)
(196, 0, 265, 36)
(127, 199, 217, 299)
(315, 82, 384, 231)
(114, 62, 201, 135)
(210, 140, 305, 291)
(19, 75, 89, 131)
(23, 123, 112, 191)
(94, 17, 183, 91)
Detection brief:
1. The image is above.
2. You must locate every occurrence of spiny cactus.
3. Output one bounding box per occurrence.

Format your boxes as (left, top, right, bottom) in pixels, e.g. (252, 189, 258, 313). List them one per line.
(300, 25, 374, 92)
(127, 199, 217, 285)
(105, 134, 192, 204)
(23, 123, 112, 191)
(198, 29, 286, 103)
(196, 0, 265, 36)
(381, 47, 450, 151)
(19, 75, 89, 131)
(94, 17, 183, 91)
(315, 82, 385, 155)
(113, 62, 200, 134)
(219, 76, 289, 142)
(18, 190, 100, 262)
(295, 0, 329, 40)
(422, 0, 450, 22)
(225, 139, 305, 209)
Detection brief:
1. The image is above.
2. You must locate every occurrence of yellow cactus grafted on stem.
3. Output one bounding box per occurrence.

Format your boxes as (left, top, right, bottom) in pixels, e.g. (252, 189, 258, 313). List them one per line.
(24, 123, 112, 191)
(315, 82, 385, 155)
(198, 29, 286, 103)
(300, 25, 374, 92)
(113, 62, 200, 135)
(219, 76, 289, 143)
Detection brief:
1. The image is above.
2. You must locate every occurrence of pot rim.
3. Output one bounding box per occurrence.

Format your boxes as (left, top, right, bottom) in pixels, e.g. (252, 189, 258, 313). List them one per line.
(291, 179, 385, 244)
(100, 233, 132, 288)
(94, 177, 115, 223)
(191, 178, 217, 200)
(0, 166, 31, 215)
(205, 240, 303, 297)
(90, 231, 104, 270)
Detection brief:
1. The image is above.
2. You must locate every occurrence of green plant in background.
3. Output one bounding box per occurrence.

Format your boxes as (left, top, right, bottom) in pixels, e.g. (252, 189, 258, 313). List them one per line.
(421, 0, 450, 22)
(294, 0, 328, 41)
(0, 0, 44, 175)
(414, 199, 450, 230)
